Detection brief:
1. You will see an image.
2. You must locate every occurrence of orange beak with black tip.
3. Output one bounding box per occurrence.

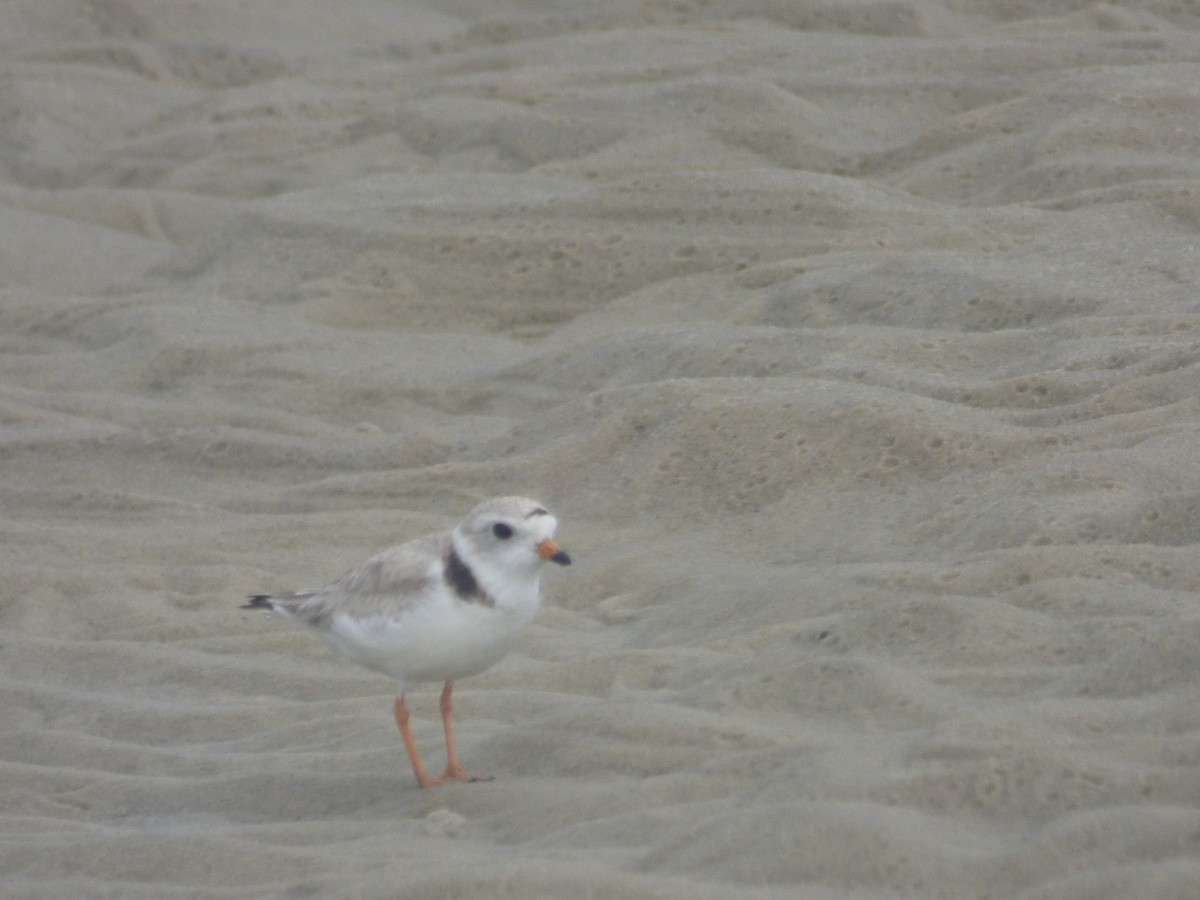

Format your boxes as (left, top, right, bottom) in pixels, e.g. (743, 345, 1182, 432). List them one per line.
(535, 538, 571, 566)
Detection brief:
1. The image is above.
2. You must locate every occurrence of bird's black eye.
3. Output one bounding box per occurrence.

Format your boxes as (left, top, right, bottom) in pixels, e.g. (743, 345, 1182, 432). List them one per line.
(492, 522, 514, 540)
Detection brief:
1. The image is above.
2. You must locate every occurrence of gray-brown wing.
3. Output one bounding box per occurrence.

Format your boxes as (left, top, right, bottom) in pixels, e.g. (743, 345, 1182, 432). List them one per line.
(277, 532, 449, 627)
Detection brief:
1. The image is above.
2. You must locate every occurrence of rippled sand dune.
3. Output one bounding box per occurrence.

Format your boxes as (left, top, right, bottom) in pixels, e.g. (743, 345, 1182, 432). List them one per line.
(3, 2, 1200, 897)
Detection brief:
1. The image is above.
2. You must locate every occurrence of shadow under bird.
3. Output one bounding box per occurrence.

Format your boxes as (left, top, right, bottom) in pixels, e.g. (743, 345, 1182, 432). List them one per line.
(241, 496, 571, 788)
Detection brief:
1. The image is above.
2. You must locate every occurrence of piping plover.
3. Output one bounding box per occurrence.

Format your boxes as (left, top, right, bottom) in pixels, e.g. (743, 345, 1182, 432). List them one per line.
(241, 496, 571, 788)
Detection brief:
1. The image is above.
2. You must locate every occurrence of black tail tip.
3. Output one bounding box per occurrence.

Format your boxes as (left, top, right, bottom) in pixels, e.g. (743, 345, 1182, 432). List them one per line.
(241, 595, 273, 610)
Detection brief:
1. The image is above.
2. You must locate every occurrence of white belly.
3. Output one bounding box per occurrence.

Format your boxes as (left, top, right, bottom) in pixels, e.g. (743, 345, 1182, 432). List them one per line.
(318, 588, 539, 687)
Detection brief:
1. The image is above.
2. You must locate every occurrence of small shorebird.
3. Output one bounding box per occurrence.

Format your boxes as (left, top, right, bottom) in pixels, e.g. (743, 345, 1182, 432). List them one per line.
(241, 496, 571, 788)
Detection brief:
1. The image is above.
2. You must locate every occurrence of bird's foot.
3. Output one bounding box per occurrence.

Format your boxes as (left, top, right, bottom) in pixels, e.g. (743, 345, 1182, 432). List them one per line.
(413, 766, 492, 789)
(441, 763, 492, 784)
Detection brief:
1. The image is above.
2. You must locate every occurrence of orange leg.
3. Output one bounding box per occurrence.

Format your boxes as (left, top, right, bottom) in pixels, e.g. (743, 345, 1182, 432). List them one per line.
(392, 687, 491, 788)
(393, 694, 443, 789)
(439, 681, 491, 784)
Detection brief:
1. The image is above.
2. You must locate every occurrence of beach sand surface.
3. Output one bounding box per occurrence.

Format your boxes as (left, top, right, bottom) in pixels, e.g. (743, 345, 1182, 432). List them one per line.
(3, 1, 1200, 897)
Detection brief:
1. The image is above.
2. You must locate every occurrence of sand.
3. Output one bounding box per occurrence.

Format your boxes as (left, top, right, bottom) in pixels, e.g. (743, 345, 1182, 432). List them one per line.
(3, 1, 1200, 897)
